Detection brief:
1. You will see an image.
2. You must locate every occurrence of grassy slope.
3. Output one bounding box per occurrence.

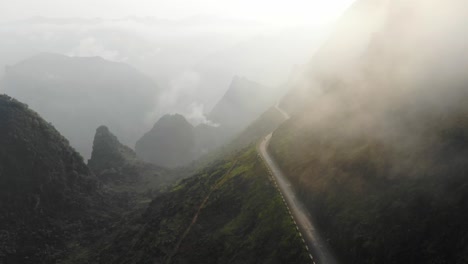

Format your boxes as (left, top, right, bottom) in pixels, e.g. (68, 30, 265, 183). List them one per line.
(80, 147, 310, 264)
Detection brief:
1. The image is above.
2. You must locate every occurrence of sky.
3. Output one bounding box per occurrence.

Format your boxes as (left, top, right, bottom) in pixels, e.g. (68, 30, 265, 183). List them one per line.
(0, 0, 357, 158)
(0, 0, 355, 26)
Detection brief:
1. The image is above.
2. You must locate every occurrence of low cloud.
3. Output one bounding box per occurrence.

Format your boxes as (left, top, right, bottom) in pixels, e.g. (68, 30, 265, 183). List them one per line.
(144, 70, 204, 126)
(185, 102, 219, 127)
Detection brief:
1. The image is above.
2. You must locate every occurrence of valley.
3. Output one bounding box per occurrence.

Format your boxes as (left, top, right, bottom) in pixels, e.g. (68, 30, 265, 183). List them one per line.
(2, 0, 468, 263)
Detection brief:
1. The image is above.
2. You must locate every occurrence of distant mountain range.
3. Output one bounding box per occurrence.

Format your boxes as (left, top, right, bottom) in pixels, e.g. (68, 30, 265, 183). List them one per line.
(1, 53, 159, 158)
(0, 16, 324, 118)
(134, 76, 283, 168)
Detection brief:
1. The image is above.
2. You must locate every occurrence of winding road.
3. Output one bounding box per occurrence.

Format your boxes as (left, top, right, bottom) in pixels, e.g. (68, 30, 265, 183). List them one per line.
(257, 105, 337, 264)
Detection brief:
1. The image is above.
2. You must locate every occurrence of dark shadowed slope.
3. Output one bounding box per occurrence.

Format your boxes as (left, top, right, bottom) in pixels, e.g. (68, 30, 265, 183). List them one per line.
(0, 94, 97, 214)
(0, 94, 102, 263)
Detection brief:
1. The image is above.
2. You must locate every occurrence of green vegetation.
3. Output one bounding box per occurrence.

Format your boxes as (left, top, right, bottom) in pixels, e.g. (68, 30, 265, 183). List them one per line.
(0, 95, 178, 263)
(0, 94, 308, 263)
(269, 100, 468, 264)
(268, 2, 468, 262)
(82, 147, 310, 264)
(0, 94, 113, 263)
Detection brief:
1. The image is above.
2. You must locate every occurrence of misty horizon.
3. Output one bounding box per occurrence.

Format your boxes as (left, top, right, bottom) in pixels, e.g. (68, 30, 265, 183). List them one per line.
(2, 1, 468, 264)
(0, 4, 345, 159)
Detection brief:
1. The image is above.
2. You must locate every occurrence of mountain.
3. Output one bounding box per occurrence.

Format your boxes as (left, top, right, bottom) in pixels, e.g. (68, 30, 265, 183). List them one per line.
(0, 88, 308, 264)
(0, 16, 329, 120)
(0, 94, 98, 214)
(139, 76, 285, 165)
(0, 94, 104, 262)
(135, 114, 196, 168)
(269, 0, 468, 263)
(208, 76, 279, 143)
(1, 53, 159, 159)
(88, 125, 138, 175)
(75, 147, 311, 263)
(0, 95, 191, 263)
(88, 125, 174, 192)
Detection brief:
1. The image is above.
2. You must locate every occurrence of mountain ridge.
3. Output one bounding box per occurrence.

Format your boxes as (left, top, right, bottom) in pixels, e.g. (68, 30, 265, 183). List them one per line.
(2, 52, 160, 159)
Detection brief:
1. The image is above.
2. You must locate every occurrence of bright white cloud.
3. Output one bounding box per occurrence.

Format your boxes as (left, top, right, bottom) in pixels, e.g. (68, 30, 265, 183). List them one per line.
(185, 102, 219, 127)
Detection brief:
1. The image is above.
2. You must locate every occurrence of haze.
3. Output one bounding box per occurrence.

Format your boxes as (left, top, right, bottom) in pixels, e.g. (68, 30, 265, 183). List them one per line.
(0, 0, 355, 158)
(1, 0, 355, 26)
(2, 0, 468, 263)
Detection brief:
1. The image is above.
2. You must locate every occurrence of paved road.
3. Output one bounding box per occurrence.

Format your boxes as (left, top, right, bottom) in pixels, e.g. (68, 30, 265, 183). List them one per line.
(274, 103, 290, 119)
(258, 107, 337, 264)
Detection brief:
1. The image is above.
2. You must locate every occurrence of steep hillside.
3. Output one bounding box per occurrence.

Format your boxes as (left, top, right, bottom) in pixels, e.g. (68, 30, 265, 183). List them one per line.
(78, 147, 310, 264)
(0, 95, 97, 211)
(2, 53, 159, 158)
(0, 94, 108, 263)
(135, 114, 196, 168)
(270, 0, 468, 263)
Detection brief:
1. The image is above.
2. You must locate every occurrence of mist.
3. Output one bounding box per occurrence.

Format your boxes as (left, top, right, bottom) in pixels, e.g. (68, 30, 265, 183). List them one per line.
(275, 0, 468, 194)
(268, 0, 468, 262)
(0, 13, 330, 158)
(3, 0, 468, 263)
(281, 0, 468, 134)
